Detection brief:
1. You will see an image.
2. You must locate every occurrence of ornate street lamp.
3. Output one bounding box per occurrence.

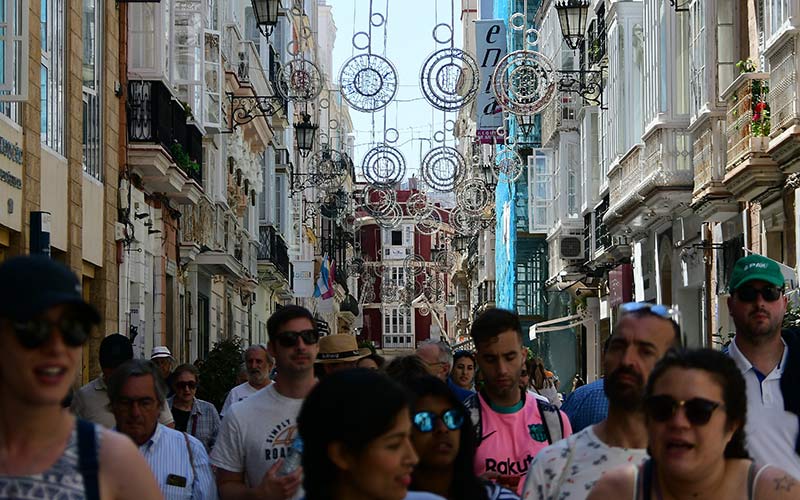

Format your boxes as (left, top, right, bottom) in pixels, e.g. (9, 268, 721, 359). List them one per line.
(294, 113, 317, 159)
(555, 0, 590, 51)
(251, 0, 281, 38)
(516, 112, 536, 139)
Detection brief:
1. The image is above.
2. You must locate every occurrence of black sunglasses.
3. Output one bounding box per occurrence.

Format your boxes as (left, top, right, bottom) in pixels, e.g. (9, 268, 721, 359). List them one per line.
(275, 329, 320, 348)
(735, 285, 783, 303)
(412, 409, 465, 433)
(175, 381, 197, 391)
(11, 316, 91, 349)
(645, 395, 724, 426)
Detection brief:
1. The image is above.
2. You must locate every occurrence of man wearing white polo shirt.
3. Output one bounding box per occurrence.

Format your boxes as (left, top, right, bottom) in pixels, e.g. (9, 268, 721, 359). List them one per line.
(727, 254, 800, 479)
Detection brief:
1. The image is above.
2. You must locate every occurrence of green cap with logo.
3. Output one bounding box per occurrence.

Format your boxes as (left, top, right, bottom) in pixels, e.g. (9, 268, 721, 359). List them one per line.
(729, 254, 785, 291)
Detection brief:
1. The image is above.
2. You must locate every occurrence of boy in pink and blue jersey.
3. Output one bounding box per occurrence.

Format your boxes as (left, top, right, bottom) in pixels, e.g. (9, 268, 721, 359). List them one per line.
(464, 308, 572, 494)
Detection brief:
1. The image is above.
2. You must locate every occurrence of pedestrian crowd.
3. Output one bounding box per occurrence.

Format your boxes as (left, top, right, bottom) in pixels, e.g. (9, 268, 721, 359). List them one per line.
(1, 253, 800, 499)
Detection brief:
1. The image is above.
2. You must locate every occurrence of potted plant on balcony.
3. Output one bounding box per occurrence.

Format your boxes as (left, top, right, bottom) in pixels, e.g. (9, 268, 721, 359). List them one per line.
(170, 142, 201, 178)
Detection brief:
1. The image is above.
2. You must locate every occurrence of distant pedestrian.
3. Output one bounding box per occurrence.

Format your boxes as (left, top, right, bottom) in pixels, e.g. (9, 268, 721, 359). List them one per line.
(0, 255, 161, 499)
(451, 350, 477, 391)
(560, 378, 608, 432)
(72, 333, 174, 428)
(418, 340, 473, 402)
(357, 351, 385, 370)
(220, 344, 273, 417)
(315, 334, 368, 375)
(168, 363, 221, 452)
(109, 359, 217, 499)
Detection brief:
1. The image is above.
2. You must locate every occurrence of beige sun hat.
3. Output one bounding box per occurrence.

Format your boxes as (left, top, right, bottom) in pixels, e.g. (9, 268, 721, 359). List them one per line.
(316, 334, 368, 364)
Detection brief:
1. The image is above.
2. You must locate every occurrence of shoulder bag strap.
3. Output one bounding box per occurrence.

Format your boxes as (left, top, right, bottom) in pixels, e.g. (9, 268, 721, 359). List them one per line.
(536, 398, 563, 444)
(76, 419, 100, 500)
(183, 431, 196, 481)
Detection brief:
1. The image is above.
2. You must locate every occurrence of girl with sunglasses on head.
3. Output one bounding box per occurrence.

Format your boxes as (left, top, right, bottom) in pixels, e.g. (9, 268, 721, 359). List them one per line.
(297, 368, 444, 500)
(405, 376, 520, 500)
(588, 349, 799, 500)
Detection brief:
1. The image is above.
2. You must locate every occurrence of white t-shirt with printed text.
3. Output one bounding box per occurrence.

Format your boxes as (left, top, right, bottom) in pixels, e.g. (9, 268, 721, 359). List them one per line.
(211, 384, 304, 499)
(521, 425, 648, 500)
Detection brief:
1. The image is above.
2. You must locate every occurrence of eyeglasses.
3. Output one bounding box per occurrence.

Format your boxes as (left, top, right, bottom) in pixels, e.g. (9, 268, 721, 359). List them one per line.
(620, 302, 680, 323)
(114, 397, 158, 411)
(412, 409, 465, 433)
(11, 316, 92, 349)
(275, 329, 320, 348)
(645, 395, 724, 426)
(175, 381, 197, 391)
(735, 285, 783, 303)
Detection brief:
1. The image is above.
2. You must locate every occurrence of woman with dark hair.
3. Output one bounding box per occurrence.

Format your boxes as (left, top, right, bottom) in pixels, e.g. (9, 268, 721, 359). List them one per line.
(297, 368, 444, 500)
(450, 350, 476, 391)
(588, 348, 798, 500)
(405, 376, 520, 500)
(357, 352, 386, 370)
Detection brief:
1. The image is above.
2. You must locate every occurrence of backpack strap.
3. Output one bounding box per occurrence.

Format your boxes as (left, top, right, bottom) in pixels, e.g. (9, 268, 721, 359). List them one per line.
(76, 419, 100, 500)
(536, 398, 564, 444)
(464, 393, 483, 446)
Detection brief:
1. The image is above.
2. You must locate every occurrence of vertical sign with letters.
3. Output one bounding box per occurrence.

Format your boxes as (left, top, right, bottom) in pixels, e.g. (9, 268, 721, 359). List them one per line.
(475, 20, 507, 144)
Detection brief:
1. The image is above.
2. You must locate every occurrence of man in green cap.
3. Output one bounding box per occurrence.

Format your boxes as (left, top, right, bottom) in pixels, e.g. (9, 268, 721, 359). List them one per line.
(727, 254, 800, 479)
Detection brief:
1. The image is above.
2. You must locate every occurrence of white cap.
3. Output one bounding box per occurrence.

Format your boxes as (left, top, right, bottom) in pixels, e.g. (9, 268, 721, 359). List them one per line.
(150, 346, 174, 360)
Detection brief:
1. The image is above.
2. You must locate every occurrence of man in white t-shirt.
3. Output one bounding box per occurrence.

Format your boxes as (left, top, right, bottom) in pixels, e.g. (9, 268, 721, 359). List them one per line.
(220, 344, 274, 417)
(522, 302, 680, 500)
(212, 306, 319, 500)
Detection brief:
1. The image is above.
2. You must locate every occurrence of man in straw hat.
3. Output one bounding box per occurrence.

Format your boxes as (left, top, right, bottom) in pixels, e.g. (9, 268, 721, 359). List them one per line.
(315, 333, 368, 375)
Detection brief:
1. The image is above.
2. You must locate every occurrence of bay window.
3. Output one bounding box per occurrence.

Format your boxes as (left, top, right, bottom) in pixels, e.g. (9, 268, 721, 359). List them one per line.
(0, 0, 29, 119)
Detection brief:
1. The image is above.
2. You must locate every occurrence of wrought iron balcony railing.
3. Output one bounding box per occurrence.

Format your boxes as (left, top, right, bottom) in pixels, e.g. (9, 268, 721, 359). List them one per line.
(258, 225, 291, 281)
(127, 80, 203, 185)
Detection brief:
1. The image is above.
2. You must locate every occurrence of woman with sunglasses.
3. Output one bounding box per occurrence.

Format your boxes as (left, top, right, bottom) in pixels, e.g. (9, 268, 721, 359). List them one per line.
(168, 363, 220, 452)
(405, 376, 520, 500)
(297, 368, 444, 500)
(588, 349, 799, 500)
(0, 255, 162, 500)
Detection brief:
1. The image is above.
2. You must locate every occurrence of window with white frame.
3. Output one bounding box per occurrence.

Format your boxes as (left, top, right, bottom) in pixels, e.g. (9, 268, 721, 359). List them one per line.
(717, 0, 738, 95)
(204, 0, 221, 129)
(0, 0, 29, 120)
(528, 150, 553, 232)
(566, 141, 579, 218)
(82, 0, 102, 180)
(274, 174, 285, 234)
(689, 0, 706, 117)
(764, 0, 789, 42)
(41, 0, 65, 153)
(174, 0, 204, 127)
(383, 307, 413, 349)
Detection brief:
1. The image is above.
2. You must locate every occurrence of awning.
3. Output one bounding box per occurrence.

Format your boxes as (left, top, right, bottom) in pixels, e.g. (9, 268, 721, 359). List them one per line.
(529, 314, 585, 340)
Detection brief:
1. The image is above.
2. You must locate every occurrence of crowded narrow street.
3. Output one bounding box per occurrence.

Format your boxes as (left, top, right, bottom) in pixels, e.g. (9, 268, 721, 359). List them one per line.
(0, 0, 800, 499)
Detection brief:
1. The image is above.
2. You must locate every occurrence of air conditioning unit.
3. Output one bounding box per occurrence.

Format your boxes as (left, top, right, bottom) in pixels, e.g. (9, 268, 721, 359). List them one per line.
(559, 235, 584, 260)
(611, 235, 630, 247)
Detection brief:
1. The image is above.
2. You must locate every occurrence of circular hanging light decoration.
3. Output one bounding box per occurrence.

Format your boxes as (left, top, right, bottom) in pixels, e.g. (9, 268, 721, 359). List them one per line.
(339, 54, 399, 112)
(457, 178, 492, 215)
(492, 50, 557, 116)
(277, 58, 323, 102)
(309, 148, 348, 192)
(362, 144, 406, 187)
(421, 146, 465, 192)
(493, 148, 525, 183)
(419, 48, 480, 112)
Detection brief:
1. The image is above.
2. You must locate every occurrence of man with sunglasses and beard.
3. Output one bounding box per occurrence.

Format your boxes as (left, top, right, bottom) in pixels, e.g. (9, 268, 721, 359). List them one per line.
(521, 302, 680, 500)
(212, 306, 319, 500)
(727, 254, 800, 480)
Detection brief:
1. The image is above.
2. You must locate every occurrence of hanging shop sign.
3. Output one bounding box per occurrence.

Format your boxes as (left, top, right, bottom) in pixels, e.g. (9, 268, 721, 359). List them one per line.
(475, 19, 507, 144)
(292, 260, 315, 298)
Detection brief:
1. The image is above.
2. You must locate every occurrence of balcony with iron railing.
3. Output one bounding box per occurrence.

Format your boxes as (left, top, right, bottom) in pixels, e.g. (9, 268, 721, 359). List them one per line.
(721, 72, 782, 201)
(587, 13, 607, 69)
(258, 225, 291, 286)
(127, 80, 204, 203)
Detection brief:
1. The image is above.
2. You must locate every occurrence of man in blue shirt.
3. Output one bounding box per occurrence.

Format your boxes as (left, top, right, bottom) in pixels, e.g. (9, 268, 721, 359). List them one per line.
(560, 378, 609, 432)
(109, 358, 217, 499)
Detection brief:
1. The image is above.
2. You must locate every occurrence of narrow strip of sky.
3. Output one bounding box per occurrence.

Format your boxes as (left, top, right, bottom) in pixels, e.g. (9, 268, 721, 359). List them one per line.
(329, 0, 465, 183)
